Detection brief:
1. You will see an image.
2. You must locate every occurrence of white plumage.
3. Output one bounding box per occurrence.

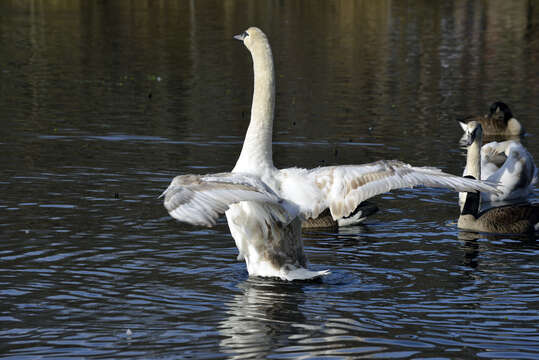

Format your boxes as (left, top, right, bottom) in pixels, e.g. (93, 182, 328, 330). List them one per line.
(161, 173, 287, 227)
(163, 27, 500, 281)
(480, 141, 537, 201)
(459, 122, 537, 207)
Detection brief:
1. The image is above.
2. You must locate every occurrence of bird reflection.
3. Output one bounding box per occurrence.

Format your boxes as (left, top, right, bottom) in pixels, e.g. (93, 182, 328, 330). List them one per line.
(457, 231, 481, 268)
(302, 221, 371, 242)
(219, 278, 308, 359)
(457, 228, 537, 270)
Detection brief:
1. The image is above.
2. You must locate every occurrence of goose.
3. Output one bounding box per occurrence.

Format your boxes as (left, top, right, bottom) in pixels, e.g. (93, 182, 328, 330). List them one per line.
(458, 121, 539, 234)
(301, 201, 379, 229)
(458, 121, 537, 207)
(162, 27, 500, 281)
(457, 101, 524, 136)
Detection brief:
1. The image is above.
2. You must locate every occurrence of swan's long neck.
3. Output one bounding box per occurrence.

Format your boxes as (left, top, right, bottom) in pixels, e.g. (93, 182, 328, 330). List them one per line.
(464, 136, 482, 180)
(461, 134, 482, 217)
(234, 41, 275, 173)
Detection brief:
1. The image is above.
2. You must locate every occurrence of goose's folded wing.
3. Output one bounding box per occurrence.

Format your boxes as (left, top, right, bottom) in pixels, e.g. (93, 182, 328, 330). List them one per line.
(305, 160, 500, 220)
(161, 173, 283, 227)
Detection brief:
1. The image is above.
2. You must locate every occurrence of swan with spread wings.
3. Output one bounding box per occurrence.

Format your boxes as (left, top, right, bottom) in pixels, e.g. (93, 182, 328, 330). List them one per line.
(162, 27, 499, 281)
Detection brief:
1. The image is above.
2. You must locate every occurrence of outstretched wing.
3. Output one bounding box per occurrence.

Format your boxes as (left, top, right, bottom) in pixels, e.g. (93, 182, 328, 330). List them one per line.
(282, 160, 500, 221)
(161, 172, 284, 227)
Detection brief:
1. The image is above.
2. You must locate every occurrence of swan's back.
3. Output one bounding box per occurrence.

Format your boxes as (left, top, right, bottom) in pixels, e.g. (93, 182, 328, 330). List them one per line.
(480, 140, 536, 203)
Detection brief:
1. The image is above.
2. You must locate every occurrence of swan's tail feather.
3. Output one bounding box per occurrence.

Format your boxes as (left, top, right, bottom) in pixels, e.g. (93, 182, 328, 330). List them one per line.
(282, 268, 330, 281)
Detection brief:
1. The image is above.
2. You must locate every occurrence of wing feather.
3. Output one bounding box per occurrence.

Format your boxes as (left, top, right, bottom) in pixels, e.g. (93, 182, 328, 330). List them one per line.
(479, 141, 537, 202)
(303, 160, 500, 220)
(161, 172, 283, 227)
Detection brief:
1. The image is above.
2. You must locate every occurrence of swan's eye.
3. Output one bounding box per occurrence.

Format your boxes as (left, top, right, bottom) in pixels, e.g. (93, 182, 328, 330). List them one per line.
(243, 31, 249, 38)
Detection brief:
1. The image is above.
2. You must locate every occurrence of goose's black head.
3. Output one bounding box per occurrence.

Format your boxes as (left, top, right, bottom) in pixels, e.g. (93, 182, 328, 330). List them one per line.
(488, 101, 513, 122)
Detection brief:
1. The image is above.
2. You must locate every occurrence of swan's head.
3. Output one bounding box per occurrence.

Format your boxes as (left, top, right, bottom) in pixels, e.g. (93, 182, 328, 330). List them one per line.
(463, 121, 483, 147)
(234, 27, 270, 54)
(488, 101, 513, 122)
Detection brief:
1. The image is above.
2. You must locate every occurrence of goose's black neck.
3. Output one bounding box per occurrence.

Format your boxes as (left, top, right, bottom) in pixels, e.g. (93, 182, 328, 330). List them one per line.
(461, 175, 480, 218)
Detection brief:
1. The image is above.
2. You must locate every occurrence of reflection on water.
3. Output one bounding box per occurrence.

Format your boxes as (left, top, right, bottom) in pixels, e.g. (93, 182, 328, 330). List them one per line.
(220, 279, 307, 358)
(1, 0, 539, 359)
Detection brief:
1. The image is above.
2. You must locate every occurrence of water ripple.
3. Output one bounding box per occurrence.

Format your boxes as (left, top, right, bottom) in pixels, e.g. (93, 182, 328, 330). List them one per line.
(2, 1, 539, 358)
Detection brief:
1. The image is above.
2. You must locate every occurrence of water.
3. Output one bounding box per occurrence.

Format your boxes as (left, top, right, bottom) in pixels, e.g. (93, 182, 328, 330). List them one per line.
(1, 1, 539, 358)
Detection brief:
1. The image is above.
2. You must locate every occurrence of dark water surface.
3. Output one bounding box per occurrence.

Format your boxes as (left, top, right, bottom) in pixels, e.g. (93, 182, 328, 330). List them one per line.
(2, 1, 539, 359)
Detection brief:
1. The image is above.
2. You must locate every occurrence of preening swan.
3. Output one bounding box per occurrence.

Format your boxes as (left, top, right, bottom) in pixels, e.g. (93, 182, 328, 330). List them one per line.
(457, 101, 524, 136)
(458, 121, 539, 234)
(459, 121, 537, 207)
(162, 27, 500, 280)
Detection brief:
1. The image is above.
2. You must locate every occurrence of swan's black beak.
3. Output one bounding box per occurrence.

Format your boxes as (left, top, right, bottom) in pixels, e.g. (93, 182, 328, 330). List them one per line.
(464, 127, 477, 146)
(234, 31, 248, 41)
